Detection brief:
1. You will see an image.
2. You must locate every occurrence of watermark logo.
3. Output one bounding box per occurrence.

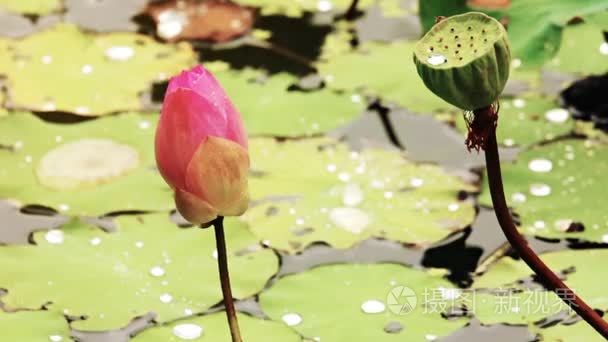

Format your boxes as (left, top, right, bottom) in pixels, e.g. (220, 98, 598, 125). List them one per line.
(387, 286, 417, 315)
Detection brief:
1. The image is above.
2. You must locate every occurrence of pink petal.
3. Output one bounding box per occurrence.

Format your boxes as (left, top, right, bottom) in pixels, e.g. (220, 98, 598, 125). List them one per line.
(155, 88, 229, 190)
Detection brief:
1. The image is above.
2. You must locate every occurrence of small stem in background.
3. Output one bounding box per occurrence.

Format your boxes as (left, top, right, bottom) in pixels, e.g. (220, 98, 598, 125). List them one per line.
(344, 0, 360, 21)
(212, 217, 243, 342)
(480, 106, 608, 339)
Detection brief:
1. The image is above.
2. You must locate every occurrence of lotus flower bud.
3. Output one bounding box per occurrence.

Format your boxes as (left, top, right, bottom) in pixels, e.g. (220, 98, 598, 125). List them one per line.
(413, 12, 511, 111)
(155, 65, 249, 224)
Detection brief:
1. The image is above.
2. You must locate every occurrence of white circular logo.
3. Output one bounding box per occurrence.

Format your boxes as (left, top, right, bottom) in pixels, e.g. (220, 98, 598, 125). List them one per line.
(387, 286, 417, 315)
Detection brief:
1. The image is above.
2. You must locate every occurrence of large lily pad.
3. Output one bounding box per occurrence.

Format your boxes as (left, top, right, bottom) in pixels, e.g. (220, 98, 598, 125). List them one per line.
(0, 23, 196, 115)
(0, 112, 173, 215)
(317, 39, 454, 113)
(260, 263, 467, 341)
(538, 318, 608, 342)
(480, 139, 608, 242)
(455, 97, 574, 147)
(470, 290, 563, 325)
(133, 312, 301, 341)
(244, 138, 476, 253)
(474, 249, 608, 309)
(546, 12, 608, 75)
(0, 310, 70, 341)
(0, 213, 278, 330)
(0, 0, 61, 15)
(210, 65, 364, 136)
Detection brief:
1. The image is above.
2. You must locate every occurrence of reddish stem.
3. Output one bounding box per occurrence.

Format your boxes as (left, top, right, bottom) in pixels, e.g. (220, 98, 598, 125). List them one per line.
(479, 106, 608, 339)
(213, 217, 243, 342)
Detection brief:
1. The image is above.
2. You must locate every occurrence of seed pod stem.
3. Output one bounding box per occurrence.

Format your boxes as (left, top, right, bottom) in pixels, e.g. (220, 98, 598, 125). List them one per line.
(481, 106, 608, 339)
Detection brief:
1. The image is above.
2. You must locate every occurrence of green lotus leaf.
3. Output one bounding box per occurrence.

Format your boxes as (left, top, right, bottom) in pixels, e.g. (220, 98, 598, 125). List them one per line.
(317, 39, 454, 113)
(0, 112, 172, 215)
(0, 310, 70, 341)
(0, 23, 196, 115)
(260, 263, 467, 341)
(414, 12, 511, 111)
(474, 250, 608, 310)
(537, 318, 608, 342)
(546, 12, 608, 75)
(470, 290, 563, 325)
(210, 65, 364, 136)
(0, 213, 278, 330)
(0, 0, 61, 14)
(133, 312, 300, 341)
(244, 138, 476, 253)
(480, 139, 608, 242)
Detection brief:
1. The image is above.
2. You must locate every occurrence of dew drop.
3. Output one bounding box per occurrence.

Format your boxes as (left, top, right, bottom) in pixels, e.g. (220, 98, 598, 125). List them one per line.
(42, 55, 53, 64)
(105, 46, 135, 61)
(361, 299, 386, 314)
(511, 192, 526, 203)
(427, 54, 447, 66)
(602, 234, 608, 243)
(149, 266, 166, 277)
(410, 177, 424, 188)
(282, 313, 303, 326)
(45, 230, 64, 244)
(157, 10, 187, 40)
(317, 0, 333, 12)
(600, 42, 608, 56)
(90, 237, 102, 246)
(511, 58, 522, 69)
(49, 336, 63, 342)
(326, 164, 337, 173)
(160, 293, 173, 303)
(135, 241, 144, 248)
(528, 159, 553, 173)
(425, 334, 438, 341)
(530, 183, 551, 197)
(545, 108, 569, 123)
(533, 220, 546, 229)
(554, 219, 573, 232)
(173, 323, 203, 340)
(329, 207, 371, 234)
(343, 183, 364, 206)
(384, 191, 394, 199)
(513, 98, 526, 108)
(81, 64, 93, 74)
(439, 287, 461, 300)
(448, 203, 459, 212)
(338, 172, 351, 182)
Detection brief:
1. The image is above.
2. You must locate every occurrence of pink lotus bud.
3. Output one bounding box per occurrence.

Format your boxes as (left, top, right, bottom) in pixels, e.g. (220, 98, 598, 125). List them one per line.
(155, 65, 249, 224)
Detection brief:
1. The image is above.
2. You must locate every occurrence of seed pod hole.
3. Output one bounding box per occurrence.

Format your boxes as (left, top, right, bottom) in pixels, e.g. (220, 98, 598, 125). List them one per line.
(450, 28, 454, 32)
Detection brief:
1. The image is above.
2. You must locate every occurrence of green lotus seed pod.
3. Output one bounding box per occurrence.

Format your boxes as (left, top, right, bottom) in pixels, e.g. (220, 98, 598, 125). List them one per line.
(413, 12, 511, 111)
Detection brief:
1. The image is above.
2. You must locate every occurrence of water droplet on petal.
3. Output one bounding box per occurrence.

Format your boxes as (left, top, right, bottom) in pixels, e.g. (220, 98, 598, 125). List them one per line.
(160, 293, 173, 303)
(329, 207, 371, 234)
(545, 108, 569, 123)
(105, 46, 135, 61)
(149, 266, 165, 277)
(528, 158, 553, 173)
(511, 192, 526, 203)
(600, 42, 608, 56)
(343, 183, 364, 206)
(45, 230, 64, 244)
(282, 313, 303, 326)
(530, 183, 551, 197)
(427, 54, 447, 65)
(173, 323, 203, 340)
(361, 299, 386, 314)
